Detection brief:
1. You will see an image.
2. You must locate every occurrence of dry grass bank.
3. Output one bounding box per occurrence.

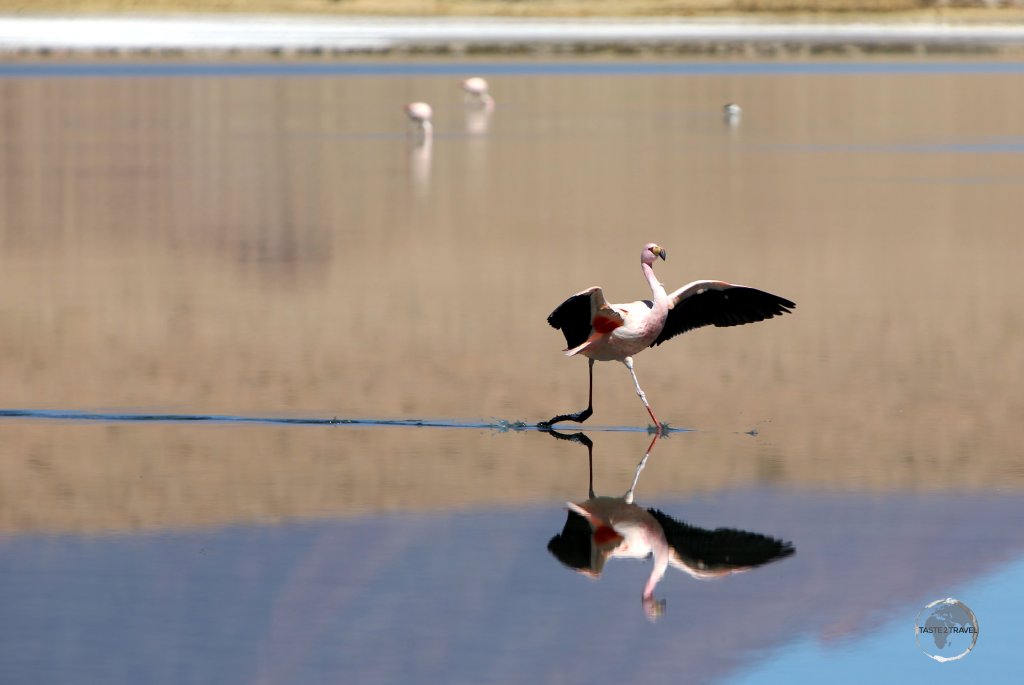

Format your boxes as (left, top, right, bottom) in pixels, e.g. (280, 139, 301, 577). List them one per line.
(1, 0, 1023, 20)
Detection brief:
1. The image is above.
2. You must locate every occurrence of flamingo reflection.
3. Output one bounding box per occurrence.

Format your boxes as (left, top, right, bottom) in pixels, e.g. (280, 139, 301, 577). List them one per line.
(544, 430, 794, 621)
(465, 107, 492, 136)
(409, 134, 432, 194)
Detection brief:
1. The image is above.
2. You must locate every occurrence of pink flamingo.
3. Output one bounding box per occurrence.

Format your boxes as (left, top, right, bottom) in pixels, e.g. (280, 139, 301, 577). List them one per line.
(540, 243, 794, 430)
(404, 101, 433, 141)
(547, 430, 794, 620)
(461, 77, 494, 110)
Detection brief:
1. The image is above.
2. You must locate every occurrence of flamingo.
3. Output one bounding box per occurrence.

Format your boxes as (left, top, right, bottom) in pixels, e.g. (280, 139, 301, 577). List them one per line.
(461, 77, 494, 110)
(545, 430, 795, 620)
(404, 101, 433, 141)
(723, 102, 742, 125)
(540, 243, 794, 430)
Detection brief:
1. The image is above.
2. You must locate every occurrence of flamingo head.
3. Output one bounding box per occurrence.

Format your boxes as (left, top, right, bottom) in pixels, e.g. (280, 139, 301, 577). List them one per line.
(461, 77, 495, 111)
(461, 77, 489, 97)
(641, 243, 667, 266)
(404, 102, 433, 127)
(643, 595, 667, 622)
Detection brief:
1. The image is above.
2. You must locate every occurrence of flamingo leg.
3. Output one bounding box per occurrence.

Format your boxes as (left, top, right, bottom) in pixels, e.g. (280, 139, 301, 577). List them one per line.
(539, 428, 595, 498)
(539, 358, 595, 427)
(624, 431, 661, 504)
(623, 356, 662, 432)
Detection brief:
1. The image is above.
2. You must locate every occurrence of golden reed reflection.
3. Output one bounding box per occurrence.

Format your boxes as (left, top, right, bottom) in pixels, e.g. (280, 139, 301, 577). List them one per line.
(1, 67, 1023, 534)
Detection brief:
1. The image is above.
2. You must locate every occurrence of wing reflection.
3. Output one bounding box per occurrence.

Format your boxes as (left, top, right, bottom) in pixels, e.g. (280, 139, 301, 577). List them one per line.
(544, 430, 794, 620)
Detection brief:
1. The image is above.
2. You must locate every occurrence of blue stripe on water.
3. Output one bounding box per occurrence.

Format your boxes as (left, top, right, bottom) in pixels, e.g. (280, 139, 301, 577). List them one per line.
(3, 61, 1024, 80)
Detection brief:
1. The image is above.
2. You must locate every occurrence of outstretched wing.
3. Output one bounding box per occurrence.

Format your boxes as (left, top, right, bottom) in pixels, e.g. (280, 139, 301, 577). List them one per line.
(647, 508, 795, 578)
(547, 286, 624, 350)
(650, 280, 795, 347)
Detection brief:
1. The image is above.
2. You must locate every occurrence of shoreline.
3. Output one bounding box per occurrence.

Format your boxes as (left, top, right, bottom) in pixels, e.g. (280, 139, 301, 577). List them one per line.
(2, 14, 1024, 57)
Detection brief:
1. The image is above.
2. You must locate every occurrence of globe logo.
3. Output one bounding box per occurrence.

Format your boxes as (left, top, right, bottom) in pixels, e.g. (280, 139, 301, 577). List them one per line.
(915, 598, 979, 662)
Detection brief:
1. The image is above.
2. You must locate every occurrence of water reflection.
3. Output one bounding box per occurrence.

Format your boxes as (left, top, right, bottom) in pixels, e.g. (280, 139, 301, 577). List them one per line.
(545, 430, 794, 620)
(464, 106, 493, 136)
(409, 134, 433, 195)
(2, 424, 1022, 683)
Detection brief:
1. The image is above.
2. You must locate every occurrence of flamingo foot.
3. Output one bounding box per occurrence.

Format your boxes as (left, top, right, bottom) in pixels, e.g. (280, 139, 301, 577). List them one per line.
(643, 406, 666, 436)
(538, 405, 593, 428)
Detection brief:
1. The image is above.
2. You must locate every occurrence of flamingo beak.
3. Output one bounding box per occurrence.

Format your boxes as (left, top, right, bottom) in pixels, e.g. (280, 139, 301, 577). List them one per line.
(656, 246, 667, 261)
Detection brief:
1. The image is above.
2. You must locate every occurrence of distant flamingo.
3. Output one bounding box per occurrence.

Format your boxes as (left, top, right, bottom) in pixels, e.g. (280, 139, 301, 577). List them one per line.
(461, 77, 494, 110)
(404, 101, 433, 141)
(463, 79, 494, 135)
(723, 102, 742, 125)
(540, 243, 794, 430)
(545, 429, 795, 620)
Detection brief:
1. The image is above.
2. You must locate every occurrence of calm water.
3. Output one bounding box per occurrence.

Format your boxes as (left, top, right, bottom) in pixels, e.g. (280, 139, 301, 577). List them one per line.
(1, 60, 1022, 683)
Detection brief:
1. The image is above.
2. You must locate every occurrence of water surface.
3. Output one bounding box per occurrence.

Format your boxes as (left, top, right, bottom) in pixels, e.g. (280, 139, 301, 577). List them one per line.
(1, 60, 1022, 682)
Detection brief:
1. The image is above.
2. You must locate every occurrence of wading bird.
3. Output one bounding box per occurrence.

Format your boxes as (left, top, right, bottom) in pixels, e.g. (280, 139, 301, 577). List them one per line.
(723, 102, 742, 125)
(404, 101, 433, 142)
(540, 243, 794, 430)
(461, 77, 494, 110)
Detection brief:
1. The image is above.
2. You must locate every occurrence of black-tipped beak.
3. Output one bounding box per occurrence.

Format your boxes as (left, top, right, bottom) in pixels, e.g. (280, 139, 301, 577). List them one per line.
(658, 248, 667, 261)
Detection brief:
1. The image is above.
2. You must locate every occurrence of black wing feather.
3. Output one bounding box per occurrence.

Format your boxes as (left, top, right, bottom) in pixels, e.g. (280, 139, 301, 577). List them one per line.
(651, 286, 795, 347)
(547, 293, 594, 350)
(648, 508, 795, 572)
(546, 509, 595, 572)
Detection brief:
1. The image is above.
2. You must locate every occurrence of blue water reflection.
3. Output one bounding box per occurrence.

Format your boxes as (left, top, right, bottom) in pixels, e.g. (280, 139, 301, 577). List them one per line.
(730, 554, 1024, 684)
(2, 489, 1020, 684)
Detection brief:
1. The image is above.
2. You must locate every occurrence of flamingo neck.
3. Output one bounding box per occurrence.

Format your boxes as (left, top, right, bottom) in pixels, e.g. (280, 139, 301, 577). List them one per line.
(642, 539, 670, 602)
(642, 263, 667, 302)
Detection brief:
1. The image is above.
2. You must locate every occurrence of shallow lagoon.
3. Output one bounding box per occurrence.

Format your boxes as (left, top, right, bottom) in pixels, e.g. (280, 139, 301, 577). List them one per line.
(1, 60, 1022, 682)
